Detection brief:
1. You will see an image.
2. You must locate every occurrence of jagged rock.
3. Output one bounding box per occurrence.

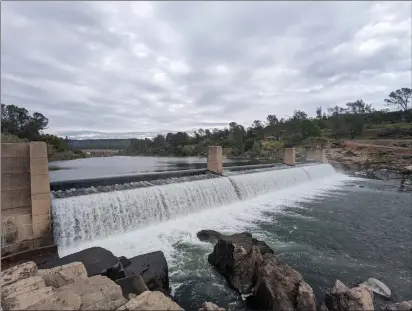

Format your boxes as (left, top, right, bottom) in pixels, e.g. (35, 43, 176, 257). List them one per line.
(320, 304, 329, 311)
(56, 275, 124, 310)
(199, 230, 273, 255)
(38, 262, 87, 288)
(39, 247, 122, 280)
(325, 280, 374, 311)
(197, 230, 222, 243)
(101, 261, 126, 281)
(2, 286, 55, 310)
(252, 255, 316, 311)
(1, 276, 45, 299)
(208, 238, 263, 295)
(124, 251, 169, 293)
(119, 256, 131, 269)
(252, 238, 274, 255)
(26, 288, 82, 310)
(199, 301, 225, 311)
(116, 275, 149, 298)
(359, 278, 391, 299)
(1, 261, 38, 286)
(207, 232, 314, 310)
(116, 291, 183, 310)
(296, 282, 317, 311)
(383, 300, 412, 311)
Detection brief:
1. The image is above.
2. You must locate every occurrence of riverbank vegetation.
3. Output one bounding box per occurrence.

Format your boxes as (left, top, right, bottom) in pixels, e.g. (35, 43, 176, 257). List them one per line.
(1, 104, 88, 161)
(2, 88, 411, 160)
(122, 88, 411, 158)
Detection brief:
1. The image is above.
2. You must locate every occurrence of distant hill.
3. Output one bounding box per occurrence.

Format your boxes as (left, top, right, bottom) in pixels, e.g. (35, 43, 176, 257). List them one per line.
(68, 139, 131, 150)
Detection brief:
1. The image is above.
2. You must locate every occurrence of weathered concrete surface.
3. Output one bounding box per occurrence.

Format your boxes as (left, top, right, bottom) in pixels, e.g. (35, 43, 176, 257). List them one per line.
(283, 147, 296, 166)
(38, 262, 88, 288)
(116, 291, 183, 310)
(207, 146, 223, 175)
(1, 142, 52, 257)
(306, 149, 328, 163)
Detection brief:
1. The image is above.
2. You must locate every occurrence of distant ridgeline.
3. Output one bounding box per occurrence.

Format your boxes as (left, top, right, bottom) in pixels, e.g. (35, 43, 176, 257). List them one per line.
(67, 139, 131, 150)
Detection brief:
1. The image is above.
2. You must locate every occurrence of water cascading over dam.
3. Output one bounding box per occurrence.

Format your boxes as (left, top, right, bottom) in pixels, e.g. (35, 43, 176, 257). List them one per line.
(52, 164, 337, 247)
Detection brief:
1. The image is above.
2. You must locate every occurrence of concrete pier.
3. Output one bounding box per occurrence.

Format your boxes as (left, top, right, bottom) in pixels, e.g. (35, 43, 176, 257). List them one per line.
(306, 149, 328, 163)
(1, 142, 52, 256)
(207, 146, 223, 175)
(283, 147, 296, 166)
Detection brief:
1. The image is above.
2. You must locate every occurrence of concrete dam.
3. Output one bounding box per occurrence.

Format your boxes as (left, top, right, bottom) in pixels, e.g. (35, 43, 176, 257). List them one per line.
(51, 163, 335, 248)
(1, 143, 330, 258)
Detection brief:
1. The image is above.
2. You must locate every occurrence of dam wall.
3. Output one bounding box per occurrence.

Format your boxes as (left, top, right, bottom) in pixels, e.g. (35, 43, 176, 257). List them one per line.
(2, 143, 327, 257)
(1, 142, 53, 257)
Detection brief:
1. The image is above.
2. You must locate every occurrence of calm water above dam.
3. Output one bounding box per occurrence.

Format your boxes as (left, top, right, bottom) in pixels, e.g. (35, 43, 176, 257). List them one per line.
(52, 163, 412, 311)
(49, 156, 263, 181)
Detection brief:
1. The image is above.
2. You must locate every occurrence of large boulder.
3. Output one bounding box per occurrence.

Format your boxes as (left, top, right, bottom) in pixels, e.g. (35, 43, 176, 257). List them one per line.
(1, 261, 38, 286)
(207, 232, 315, 311)
(359, 278, 391, 299)
(39, 247, 124, 280)
(56, 275, 126, 310)
(1, 276, 45, 299)
(116, 291, 183, 310)
(38, 262, 87, 288)
(25, 288, 82, 310)
(208, 238, 263, 295)
(2, 286, 55, 310)
(324, 280, 374, 311)
(252, 255, 316, 311)
(124, 251, 169, 293)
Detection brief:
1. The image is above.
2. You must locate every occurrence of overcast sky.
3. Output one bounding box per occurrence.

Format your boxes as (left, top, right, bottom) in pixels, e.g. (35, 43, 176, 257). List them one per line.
(1, 1, 411, 137)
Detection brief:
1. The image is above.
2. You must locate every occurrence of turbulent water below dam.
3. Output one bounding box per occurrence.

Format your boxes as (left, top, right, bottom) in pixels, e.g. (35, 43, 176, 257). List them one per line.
(51, 164, 412, 311)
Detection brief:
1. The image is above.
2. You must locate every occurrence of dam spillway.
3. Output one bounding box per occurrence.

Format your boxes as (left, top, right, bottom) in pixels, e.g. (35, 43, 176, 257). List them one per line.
(51, 163, 337, 247)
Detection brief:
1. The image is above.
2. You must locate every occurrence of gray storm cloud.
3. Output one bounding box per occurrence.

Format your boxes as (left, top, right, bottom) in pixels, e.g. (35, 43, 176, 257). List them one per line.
(1, 1, 411, 138)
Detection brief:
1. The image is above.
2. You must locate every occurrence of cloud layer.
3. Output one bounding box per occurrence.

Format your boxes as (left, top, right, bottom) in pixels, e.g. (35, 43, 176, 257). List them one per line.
(1, 1, 411, 137)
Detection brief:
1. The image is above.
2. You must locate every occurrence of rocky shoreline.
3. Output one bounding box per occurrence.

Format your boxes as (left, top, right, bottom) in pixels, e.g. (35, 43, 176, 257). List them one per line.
(1, 231, 411, 311)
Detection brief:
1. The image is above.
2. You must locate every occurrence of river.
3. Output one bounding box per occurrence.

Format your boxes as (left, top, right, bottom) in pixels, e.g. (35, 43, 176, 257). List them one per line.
(49, 156, 265, 182)
(50, 159, 412, 310)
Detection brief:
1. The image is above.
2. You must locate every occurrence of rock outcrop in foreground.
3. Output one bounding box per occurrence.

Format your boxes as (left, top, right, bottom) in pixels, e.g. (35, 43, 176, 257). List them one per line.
(324, 280, 374, 311)
(202, 230, 411, 311)
(1, 260, 181, 311)
(205, 231, 317, 311)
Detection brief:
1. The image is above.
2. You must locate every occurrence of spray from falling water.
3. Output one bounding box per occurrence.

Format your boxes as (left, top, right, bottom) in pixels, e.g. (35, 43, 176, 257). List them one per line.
(52, 164, 337, 247)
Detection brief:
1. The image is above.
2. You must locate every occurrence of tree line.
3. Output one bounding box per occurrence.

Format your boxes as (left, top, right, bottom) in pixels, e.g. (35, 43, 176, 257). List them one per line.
(124, 88, 411, 156)
(1, 87, 411, 158)
(1, 103, 86, 160)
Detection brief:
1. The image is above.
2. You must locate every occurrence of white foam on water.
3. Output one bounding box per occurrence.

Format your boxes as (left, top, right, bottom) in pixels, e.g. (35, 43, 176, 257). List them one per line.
(58, 173, 352, 262)
(52, 177, 239, 246)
